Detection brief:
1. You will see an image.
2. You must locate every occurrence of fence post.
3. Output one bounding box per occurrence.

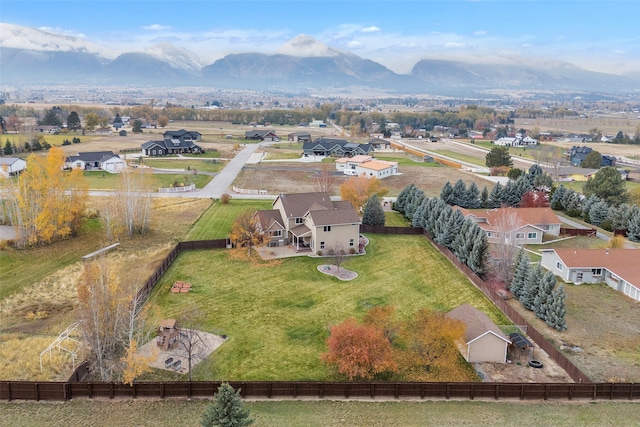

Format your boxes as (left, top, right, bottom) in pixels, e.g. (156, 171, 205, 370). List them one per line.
(132, 383, 137, 399)
(293, 382, 297, 398)
(6, 382, 11, 401)
(160, 382, 164, 399)
(470, 383, 474, 400)
(35, 383, 39, 401)
(370, 383, 375, 399)
(345, 383, 349, 399)
(110, 382, 114, 399)
(495, 384, 499, 400)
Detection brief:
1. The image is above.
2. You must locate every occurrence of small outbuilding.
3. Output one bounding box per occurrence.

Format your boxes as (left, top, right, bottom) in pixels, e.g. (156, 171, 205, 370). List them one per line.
(447, 304, 511, 363)
(156, 319, 181, 351)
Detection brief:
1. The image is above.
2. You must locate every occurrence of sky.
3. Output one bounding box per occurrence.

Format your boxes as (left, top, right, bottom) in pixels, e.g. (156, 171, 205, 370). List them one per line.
(2, 0, 640, 75)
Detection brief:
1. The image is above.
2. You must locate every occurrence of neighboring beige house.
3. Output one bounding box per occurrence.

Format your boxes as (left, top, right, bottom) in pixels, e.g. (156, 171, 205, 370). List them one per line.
(254, 192, 361, 254)
(447, 304, 511, 363)
(65, 151, 126, 173)
(0, 157, 27, 177)
(454, 207, 562, 245)
(541, 248, 640, 302)
(335, 155, 398, 179)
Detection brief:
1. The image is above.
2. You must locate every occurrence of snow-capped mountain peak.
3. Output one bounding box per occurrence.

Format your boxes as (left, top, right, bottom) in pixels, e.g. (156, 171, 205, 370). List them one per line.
(277, 34, 343, 57)
(0, 23, 112, 58)
(144, 42, 205, 73)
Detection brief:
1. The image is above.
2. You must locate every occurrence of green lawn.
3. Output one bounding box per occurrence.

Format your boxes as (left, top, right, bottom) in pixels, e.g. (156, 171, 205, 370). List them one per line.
(264, 152, 303, 160)
(384, 211, 411, 226)
(3, 400, 638, 427)
(186, 200, 273, 240)
(147, 234, 508, 381)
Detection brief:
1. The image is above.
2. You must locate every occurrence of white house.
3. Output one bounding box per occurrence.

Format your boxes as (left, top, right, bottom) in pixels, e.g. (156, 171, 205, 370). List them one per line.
(541, 248, 640, 302)
(335, 155, 398, 179)
(0, 157, 27, 177)
(65, 151, 126, 173)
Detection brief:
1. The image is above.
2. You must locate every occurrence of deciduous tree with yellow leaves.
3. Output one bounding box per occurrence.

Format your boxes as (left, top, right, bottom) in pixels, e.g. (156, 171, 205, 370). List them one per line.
(339, 173, 388, 213)
(2, 146, 87, 248)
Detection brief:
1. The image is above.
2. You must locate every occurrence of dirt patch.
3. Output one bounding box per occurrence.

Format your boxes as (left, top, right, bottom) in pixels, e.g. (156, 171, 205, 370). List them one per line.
(477, 344, 573, 383)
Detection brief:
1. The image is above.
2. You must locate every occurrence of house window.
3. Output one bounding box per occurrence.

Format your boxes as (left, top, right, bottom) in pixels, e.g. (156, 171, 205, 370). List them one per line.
(320, 241, 325, 249)
(152, 150, 156, 155)
(515, 232, 525, 239)
(486, 232, 495, 237)
(349, 238, 354, 247)
(527, 232, 537, 239)
(295, 218, 303, 224)
(556, 262, 563, 271)
(270, 230, 282, 237)
(324, 226, 331, 232)
(591, 268, 602, 276)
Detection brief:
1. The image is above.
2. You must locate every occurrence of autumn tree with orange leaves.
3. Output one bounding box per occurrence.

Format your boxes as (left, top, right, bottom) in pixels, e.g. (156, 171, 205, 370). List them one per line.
(323, 306, 472, 382)
(2, 146, 87, 248)
(339, 174, 388, 213)
(230, 211, 265, 256)
(322, 317, 397, 380)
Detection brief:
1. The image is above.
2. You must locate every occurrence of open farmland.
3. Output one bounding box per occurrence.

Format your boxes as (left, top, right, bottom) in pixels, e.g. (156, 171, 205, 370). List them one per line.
(146, 233, 507, 381)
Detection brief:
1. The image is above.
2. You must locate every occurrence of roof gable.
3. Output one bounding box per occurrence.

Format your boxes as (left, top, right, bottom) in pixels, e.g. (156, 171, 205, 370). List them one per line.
(447, 304, 510, 344)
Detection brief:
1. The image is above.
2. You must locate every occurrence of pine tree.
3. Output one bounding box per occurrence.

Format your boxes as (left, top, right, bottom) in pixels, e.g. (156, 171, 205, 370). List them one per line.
(3, 139, 13, 155)
(451, 179, 467, 207)
(405, 189, 425, 221)
(465, 182, 482, 208)
(67, 111, 82, 131)
(426, 198, 446, 235)
(362, 195, 386, 226)
(546, 285, 567, 331)
(550, 185, 567, 210)
(510, 250, 530, 299)
(434, 207, 452, 245)
(411, 197, 429, 228)
(394, 184, 415, 214)
(201, 383, 254, 427)
(607, 203, 635, 231)
(452, 219, 473, 265)
(487, 183, 503, 208)
(440, 181, 455, 205)
(480, 186, 489, 208)
(534, 271, 556, 321)
(581, 194, 601, 220)
(562, 189, 582, 216)
(627, 208, 640, 242)
(588, 201, 610, 226)
(468, 225, 489, 276)
(520, 264, 543, 310)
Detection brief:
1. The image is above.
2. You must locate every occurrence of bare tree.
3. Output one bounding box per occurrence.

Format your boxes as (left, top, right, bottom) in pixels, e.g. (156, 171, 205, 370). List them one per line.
(491, 208, 522, 284)
(174, 308, 207, 382)
(116, 168, 155, 237)
(314, 162, 335, 193)
(332, 243, 347, 273)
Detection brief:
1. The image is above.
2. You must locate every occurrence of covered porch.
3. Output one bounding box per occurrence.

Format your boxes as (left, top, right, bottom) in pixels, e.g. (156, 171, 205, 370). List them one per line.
(290, 224, 312, 252)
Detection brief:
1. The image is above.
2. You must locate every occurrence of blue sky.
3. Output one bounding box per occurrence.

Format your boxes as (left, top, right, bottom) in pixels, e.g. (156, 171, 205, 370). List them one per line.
(2, 0, 640, 74)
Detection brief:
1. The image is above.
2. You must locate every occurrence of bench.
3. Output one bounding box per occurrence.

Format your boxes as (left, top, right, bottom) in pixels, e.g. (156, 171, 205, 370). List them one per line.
(164, 357, 174, 368)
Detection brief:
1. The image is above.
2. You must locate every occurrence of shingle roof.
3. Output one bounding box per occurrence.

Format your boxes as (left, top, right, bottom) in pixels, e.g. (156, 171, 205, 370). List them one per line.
(455, 207, 561, 230)
(70, 151, 121, 162)
(276, 192, 334, 218)
(0, 157, 22, 166)
(255, 209, 284, 231)
(307, 208, 360, 226)
(447, 304, 511, 344)
(357, 159, 397, 171)
(549, 248, 640, 287)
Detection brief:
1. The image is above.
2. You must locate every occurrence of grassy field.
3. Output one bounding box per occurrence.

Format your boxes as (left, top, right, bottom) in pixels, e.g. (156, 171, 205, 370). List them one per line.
(146, 233, 507, 381)
(264, 152, 304, 160)
(430, 150, 486, 166)
(375, 154, 443, 167)
(384, 210, 411, 226)
(3, 399, 639, 427)
(82, 171, 212, 190)
(142, 159, 225, 173)
(185, 200, 273, 240)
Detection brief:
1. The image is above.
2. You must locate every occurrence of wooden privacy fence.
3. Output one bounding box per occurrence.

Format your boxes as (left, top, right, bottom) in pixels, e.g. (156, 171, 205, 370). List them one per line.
(2, 381, 639, 401)
(560, 227, 597, 237)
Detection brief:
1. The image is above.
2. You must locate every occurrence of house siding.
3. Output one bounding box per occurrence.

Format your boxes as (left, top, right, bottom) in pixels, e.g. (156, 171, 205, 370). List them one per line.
(467, 333, 509, 363)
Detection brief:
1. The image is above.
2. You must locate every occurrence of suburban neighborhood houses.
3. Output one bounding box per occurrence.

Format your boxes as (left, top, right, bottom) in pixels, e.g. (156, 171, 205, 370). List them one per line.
(0, 157, 27, 177)
(541, 248, 640, 302)
(335, 154, 399, 178)
(141, 129, 203, 156)
(64, 151, 126, 172)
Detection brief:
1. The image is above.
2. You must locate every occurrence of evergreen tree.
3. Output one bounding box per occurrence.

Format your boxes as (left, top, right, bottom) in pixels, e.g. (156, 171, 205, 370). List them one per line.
(607, 203, 636, 231)
(201, 383, 254, 427)
(520, 264, 543, 310)
(394, 184, 414, 214)
(465, 182, 482, 208)
(362, 195, 386, 226)
(550, 185, 567, 210)
(487, 183, 504, 208)
(440, 181, 454, 205)
(480, 186, 489, 208)
(583, 166, 629, 206)
(510, 250, 530, 299)
(411, 197, 429, 228)
(451, 179, 467, 206)
(627, 208, 640, 242)
(546, 285, 567, 331)
(426, 198, 446, 235)
(534, 271, 556, 321)
(468, 225, 489, 276)
(434, 207, 452, 245)
(67, 111, 82, 131)
(3, 139, 13, 155)
(581, 194, 601, 221)
(441, 208, 464, 249)
(485, 146, 513, 168)
(562, 189, 582, 216)
(38, 108, 63, 127)
(452, 219, 474, 266)
(405, 189, 425, 221)
(588, 201, 610, 226)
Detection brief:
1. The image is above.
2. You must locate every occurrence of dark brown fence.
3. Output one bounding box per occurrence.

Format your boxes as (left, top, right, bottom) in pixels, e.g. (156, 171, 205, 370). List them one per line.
(560, 227, 597, 237)
(2, 380, 638, 401)
(134, 239, 228, 303)
(361, 225, 424, 235)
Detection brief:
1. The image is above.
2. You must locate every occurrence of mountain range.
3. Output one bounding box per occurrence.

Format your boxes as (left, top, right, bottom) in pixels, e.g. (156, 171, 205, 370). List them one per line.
(1, 23, 639, 95)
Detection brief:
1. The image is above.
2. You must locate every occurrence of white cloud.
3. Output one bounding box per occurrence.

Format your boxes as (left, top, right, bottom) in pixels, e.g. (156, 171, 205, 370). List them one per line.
(142, 24, 172, 31)
(445, 42, 466, 48)
(361, 26, 381, 33)
(348, 41, 363, 48)
(474, 30, 487, 36)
